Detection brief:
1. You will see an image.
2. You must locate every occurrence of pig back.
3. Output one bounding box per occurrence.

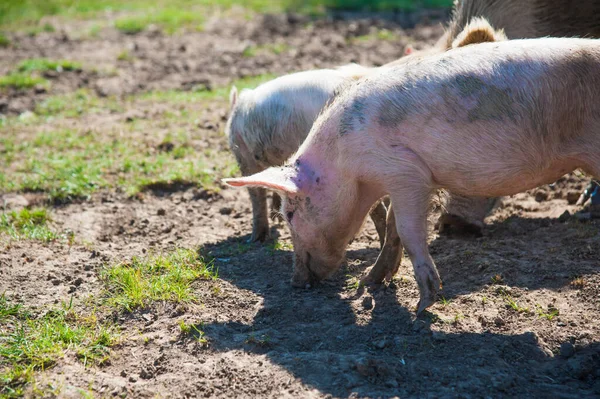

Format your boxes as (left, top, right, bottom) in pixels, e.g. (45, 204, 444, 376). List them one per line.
(370, 39, 600, 195)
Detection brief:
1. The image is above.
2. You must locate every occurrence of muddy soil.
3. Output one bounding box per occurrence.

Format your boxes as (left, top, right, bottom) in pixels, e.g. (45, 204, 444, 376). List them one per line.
(1, 10, 599, 399)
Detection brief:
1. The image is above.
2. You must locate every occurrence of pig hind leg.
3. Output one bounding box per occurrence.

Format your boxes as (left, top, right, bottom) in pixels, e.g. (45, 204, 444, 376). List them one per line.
(368, 200, 388, 248)
(362, 205, 404, 286)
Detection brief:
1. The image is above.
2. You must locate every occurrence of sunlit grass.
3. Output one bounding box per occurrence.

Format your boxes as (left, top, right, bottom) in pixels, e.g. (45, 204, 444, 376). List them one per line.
(17, 58, 82, 73)
(0, 295, 118, 398)
(0, 208, 57, 242)
(0, 73, 48, 90)
(101, 248, 217, 311)
(0, 0, 453, 30)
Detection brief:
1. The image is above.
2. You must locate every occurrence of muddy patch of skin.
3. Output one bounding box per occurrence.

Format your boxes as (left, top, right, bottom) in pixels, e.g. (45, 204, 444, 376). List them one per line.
(468, 85, 517, 123)
(377, 87, 414, 127)
(339, 97, 367, 136)
(447, 74, 519, 123)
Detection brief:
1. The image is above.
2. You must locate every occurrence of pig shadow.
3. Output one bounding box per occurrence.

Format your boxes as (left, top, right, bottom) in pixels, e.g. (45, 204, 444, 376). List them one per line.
(429, 215, 599, 301)
(197, 225, 600, 398)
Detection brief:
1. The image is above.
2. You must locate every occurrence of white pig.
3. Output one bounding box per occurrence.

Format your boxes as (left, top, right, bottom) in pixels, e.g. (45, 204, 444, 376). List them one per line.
(225, 37, 600, 313)
(225, 64, 388, 244)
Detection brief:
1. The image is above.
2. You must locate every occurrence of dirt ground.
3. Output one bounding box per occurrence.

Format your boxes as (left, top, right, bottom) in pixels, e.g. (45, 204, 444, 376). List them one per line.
(1, 9, 599, 399)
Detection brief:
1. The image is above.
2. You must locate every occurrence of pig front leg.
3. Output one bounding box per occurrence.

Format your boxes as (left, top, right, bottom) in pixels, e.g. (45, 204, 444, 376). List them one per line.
(388, 174, 441, 314)
(362, 205, 403, 285)
(271, 192, 283, 223)
(368, 200, 388, 248)
(248, 186, 270, 242)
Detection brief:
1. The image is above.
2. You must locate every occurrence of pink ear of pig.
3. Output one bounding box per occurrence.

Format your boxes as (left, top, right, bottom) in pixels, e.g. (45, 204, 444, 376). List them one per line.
(222, 167, 299, 194)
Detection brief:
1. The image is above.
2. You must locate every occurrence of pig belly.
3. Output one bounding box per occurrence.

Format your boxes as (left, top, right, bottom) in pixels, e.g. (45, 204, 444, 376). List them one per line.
(429, 155, 577, 198)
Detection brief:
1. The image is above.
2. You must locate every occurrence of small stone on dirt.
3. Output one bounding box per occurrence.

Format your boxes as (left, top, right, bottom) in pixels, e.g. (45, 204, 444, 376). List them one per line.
(157, 208, 166, 216)
(139, 368, 154, 379)
(362, 296, 373, 310)
(219, 207, 233, 215)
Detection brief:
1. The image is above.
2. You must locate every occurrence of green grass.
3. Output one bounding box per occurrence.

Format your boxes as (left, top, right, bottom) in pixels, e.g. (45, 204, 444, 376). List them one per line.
(536, 304, 560, 321)
(243, 43, 290, 58)
(115, 9, 203, 34)
(0, 208, 57, 242)
(101, 248, 217, 311)
(25, 22, 55, 36)
(139, 73, 278, 103)
(116, 49, 134, 62)
(1, 72, 262, 202)
(0, 122, 222, 201)
(0, 1, 453, 30)
(0, 58, 81, 91)
(178, 320, 208, 345)
(0, 32, 9, 47)
(0, 295, 118, 398)
(504, 295, 529, 314)
(17, 58, 81, 73)
(35, 89, 121, 118)
(0, 73, 48, 90)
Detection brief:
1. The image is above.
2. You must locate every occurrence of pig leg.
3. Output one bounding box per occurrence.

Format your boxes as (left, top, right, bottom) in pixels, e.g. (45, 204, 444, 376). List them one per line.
(388, 174, 441, 314)
(368, 200, 388, 248)
(248, 187, 269, 242)
(239, 162, 270, 242)
(362, 205, 403, 285)
(271, 193, 284, 223)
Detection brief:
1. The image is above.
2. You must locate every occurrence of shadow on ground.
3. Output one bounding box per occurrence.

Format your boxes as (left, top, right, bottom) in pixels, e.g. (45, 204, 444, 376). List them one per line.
(197, 215, 600, 397)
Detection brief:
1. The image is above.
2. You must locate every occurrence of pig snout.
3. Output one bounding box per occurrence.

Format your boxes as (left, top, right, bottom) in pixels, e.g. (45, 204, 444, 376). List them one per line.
(291, 251, 341, 289)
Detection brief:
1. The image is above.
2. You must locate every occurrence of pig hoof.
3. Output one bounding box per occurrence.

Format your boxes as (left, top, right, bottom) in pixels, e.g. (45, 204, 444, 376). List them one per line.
(360, 275, 381, 288)
(416, 295, 436, 315)
(248, 230, 269, 243)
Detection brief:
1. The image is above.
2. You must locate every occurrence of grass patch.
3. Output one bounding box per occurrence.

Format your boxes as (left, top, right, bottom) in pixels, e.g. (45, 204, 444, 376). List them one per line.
(25, 22, 55, 36)
(0, 73, 48, 90)
(17, 58, 81, 73)
(0, 32, 10, 47)
(115, 9, 202, 34)
(0, 295, 118, 398)
(243, 43, 290, 58)
(101, 248, 217, 311)
(0, 123, 218, 201)
(536, 304, 559, 321)
(503, 295, 529, 314)
(116, 49, 134, 62)
(0, 208, 57, 242)
(178, 320, 208, 345)
(139, 73, 278, 103)
(0, 1, 453, 31)
(35, 89, 121, 118)
(1, 75, 275, 202)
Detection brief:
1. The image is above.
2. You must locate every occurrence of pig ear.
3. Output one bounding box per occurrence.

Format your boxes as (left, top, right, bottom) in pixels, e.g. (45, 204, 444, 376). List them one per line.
(229, 86, 238, 109)
(404, 45, 413, 55)
(451, 17, 507, 48)
(222, 167, 299, 194)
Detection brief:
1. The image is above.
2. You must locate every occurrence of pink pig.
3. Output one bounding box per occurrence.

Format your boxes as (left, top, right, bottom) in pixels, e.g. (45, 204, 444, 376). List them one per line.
(225, 37, 600, 313)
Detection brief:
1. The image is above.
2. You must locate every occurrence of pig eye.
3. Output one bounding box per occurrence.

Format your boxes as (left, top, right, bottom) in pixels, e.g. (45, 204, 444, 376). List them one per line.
(286, 211, 294, 222)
